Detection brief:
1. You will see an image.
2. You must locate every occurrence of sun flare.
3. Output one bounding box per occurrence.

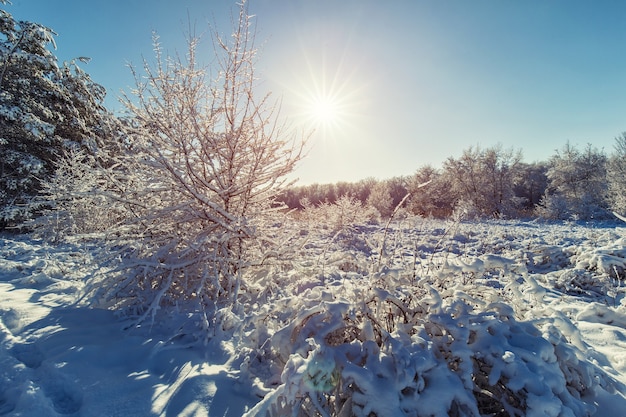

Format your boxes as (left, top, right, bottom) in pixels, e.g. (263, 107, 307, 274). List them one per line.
(289, 77, 364, 141)
(279, 45, 367, 141)
(308, 94, 340, 126)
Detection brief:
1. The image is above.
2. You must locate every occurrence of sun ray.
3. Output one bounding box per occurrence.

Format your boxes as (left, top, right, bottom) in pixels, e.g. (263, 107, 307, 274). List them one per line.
(310, 94, 338, 124)
(271, 30, 370, 144)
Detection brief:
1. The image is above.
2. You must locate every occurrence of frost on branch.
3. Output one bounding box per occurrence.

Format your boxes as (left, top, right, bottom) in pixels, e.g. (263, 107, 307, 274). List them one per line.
(83, 0, 306, 331)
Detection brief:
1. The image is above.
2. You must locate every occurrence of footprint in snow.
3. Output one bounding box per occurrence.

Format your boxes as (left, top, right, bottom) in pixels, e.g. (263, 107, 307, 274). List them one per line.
(0, 308, 21, 334)
(8, 342, 83, 414)
(0, 382, 18, 416)
(11, 342, 45, 369)
(37, 363, 84, 415)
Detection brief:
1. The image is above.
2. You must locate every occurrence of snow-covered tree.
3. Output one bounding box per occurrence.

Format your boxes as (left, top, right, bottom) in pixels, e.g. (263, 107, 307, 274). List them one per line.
(442, 144, 523, 218)
(512, 161, 548, 214)
(607, 133, 626, 216)
(366, 180, 393, 218)
(87, 1, 306, 325)
(0, 5, 112, 228)
(386, 176, 410, 210)
(407, 165, 455, 218)
(539, 142, 608, 220)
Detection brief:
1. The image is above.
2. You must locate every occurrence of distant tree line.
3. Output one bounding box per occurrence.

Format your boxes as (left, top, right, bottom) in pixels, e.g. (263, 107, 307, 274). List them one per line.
(279, 140, 625, 221)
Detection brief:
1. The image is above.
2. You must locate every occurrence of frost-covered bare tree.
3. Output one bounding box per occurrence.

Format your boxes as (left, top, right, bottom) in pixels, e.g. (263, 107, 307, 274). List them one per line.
(539, 142, 608, 220)
(607, 133, 626, 216)
(88, 1, 306, 325)
(366, 180, 393, 218)
(443, 144, 522, 218)
(407, 165, 455, 218)
(513, 161, 548, 214)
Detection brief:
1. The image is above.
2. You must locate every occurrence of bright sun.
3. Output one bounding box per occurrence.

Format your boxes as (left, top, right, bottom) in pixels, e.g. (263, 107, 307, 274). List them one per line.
(309, 94, 340, 126)
(294, 81, 360, 140)
(279, 45, 368, 141)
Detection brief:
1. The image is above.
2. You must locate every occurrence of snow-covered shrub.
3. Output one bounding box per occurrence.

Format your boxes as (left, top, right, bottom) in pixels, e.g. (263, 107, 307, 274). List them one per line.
(526, 244, 573, 273)
(28, 149, 126, 240)
(536, 238, 626, 302)
(452, 199, 482, 221)
(536, 194, 571, 220)
(301, 195, 378, 234)
(572, 238, 626, 279)
(546, 269, 610, 299)
(241, 265, 609, 417)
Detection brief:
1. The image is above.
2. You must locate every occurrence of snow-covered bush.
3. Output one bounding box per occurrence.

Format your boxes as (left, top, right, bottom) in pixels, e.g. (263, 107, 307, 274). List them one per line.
(452, 199, 482, 221)
(572, 239, 626, 279)
(536, 194, 572, 221)
(240, 261, 611, 417)
(301, 195, 379, 234)
(27, 149, 126, 241)
(536, 238, 626, 303)
(546, 269, 611, 300)
(526, 244, 573, 273)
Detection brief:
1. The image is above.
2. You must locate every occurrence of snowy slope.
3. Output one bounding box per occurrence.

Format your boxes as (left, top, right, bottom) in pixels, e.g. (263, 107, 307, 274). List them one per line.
(2, 218, 626, 416)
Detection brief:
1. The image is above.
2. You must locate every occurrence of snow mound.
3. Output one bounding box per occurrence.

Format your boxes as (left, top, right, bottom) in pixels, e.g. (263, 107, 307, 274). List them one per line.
(242, 282, 610, 417)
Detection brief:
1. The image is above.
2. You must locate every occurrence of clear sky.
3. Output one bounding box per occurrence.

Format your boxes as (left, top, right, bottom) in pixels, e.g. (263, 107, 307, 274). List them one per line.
(6, 0, 626, 185)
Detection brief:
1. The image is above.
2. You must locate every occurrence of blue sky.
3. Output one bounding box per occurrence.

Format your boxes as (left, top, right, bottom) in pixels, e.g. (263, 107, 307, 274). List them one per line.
(6, 0, 626, 184)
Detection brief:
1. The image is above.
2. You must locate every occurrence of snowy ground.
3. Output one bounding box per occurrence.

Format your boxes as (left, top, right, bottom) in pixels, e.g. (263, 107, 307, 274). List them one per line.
(2, 218, 626, 416)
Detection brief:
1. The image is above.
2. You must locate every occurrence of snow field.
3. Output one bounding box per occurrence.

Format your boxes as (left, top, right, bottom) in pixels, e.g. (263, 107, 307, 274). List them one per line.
(0, 237, 257, 416)
(1, 218, 626, 416)
(238, 218, 626, 416)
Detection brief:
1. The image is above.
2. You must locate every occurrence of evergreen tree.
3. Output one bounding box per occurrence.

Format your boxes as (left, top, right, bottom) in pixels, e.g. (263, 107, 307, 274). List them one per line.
(0, 4, 112, 228)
